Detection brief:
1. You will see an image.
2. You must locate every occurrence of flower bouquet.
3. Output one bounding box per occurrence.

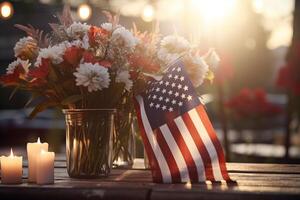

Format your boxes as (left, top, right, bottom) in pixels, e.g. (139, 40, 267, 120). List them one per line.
(0, 7, 138, 178)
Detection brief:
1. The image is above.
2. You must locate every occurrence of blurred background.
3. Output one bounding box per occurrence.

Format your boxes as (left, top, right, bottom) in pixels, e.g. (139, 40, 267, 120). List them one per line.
(0, 0, 300, 163)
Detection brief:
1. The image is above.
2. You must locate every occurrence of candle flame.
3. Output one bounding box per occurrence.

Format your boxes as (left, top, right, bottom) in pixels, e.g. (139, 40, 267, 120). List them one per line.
(37, 137, 41, 144)
(10, 148, 14, 157)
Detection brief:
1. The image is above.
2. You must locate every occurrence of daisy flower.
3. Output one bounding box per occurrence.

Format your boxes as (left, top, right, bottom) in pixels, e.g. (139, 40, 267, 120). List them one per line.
(73, 63, 110, 92)
(184, 53, 209, 87)
(14, 36, 38, 59)
(158, 35, 191, 64)
(35, 42, 67, 67)
(111, 27, 139, 50)
(66, 22, 90, 39)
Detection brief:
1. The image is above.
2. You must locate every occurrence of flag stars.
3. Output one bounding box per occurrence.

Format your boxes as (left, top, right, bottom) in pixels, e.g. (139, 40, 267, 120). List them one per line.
(171, 100, 177, 105)
(168, 90, 173, 95)
(165, 81, 170, 86)
(155, 104, 160, 109)
(176, 67, 181, 72)
(175, 92, 179, 97)
(156, 87, 160, 92)
(171, 83, 176, 88)
(177, 84, 182, 89)
(168, 74, 172, 79)
(152, 95, 157, 99)
(162, 89, 166, 94)
(168, 107, 174, 112)
(180, 76, 184, 81)
(148, 95, 151, 99)
(165, 98, 170, 103)
(159, 96, 163, 101)
(162, 105, 167, 110)
(159, 80, 164, 85)
(183, 86, 188, 91)
(150, 102, 154, 107)
(178, 101, 183, 106)
(174, 75, 179, 80)
(181, 94, 186, 99)
(187, 95, 193, 101)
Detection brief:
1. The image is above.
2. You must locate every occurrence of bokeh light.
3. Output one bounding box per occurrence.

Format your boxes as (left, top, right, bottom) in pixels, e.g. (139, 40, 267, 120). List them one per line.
(141, 4, 155, 22)
(77, 3, 92, 21)
(0, 1, 13, 19)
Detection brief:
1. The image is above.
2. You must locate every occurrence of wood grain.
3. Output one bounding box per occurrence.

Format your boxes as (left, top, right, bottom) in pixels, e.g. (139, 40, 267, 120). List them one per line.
(1, 162, 300, 200)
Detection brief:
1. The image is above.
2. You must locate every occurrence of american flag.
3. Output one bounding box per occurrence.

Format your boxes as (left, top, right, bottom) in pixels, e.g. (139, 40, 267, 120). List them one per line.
(134, 59, 231, 183)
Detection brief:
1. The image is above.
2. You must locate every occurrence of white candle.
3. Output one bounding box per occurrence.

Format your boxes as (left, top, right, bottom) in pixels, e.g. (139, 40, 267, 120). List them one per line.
(36, 150, 55, 185)
(27, 138, 48, 182)
(0, 149, 22, 184)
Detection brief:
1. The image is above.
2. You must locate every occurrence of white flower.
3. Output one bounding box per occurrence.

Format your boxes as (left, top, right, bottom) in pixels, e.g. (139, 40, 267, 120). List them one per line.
(66, 22, 90, 39)
(6, 58, 30, 75)
(101, 23, 123, 32)
(111, 27, 138, 50)
(116, 70, 133, 91)
(73, 63, 110, 92)
(35, 42, 67, 66)
(14, 36, 37, 58)
(202, 49, 220, 69)
(184, 54, 209, 87)
(158, 35, 191, 64)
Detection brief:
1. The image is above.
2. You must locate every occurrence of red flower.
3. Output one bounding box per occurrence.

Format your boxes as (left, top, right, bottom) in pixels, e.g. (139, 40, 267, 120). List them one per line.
(28, 58, 51, 79)
(82, 51, 112, 67)
(0, 63, 27, 85)
(82, 51, 97, 64)
(88, 26, 109, 47)
(98, 60, 112, 68)
(63, 46, 83, 66)
(225, 88, 282, 119)
(0, 71, 19, 85)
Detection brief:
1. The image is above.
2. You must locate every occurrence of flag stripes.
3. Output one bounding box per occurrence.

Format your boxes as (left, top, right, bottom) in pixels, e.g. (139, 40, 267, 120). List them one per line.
(135, 96, 231, 183)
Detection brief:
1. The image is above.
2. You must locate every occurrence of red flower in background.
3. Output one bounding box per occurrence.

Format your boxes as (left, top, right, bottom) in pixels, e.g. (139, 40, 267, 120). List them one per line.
(225, 88, 282, 119)
(276, 42, 300, 95)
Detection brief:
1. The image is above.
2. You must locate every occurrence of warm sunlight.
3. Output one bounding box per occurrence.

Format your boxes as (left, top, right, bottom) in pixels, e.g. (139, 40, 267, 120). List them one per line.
(190, 0, 236, 24)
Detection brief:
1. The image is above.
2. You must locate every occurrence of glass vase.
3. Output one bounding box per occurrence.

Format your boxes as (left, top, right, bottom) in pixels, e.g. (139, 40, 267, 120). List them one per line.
(63, 109, 116, 178)
(113, 111, 136, 168)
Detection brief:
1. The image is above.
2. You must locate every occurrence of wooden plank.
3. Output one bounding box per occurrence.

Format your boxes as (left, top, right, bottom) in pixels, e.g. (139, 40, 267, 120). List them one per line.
(2, 163, 300, 200)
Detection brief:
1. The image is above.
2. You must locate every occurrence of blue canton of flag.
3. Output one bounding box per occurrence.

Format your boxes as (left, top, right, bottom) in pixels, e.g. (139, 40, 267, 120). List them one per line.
(142, 60, 201, 130)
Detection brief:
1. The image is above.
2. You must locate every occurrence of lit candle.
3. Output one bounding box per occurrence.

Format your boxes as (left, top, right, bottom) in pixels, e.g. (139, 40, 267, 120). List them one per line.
(0, 149, 22, 184)
(36, 150, 55, 185)
(27, 138, 48, 182)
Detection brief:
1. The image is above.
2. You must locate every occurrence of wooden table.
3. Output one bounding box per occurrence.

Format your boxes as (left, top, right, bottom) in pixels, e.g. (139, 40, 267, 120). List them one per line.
(1, 159, 300, 200)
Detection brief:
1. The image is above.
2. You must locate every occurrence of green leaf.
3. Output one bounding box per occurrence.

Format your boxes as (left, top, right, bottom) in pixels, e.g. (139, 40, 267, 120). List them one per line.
(61, 95, 82, 105)
(29, 101, 58, 119)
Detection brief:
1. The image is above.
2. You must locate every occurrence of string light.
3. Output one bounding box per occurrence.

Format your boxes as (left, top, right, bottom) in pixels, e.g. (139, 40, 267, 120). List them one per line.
(142, 4, 155, 22)
(0, 1, 13, 19)
(77, 3, 92, 21)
